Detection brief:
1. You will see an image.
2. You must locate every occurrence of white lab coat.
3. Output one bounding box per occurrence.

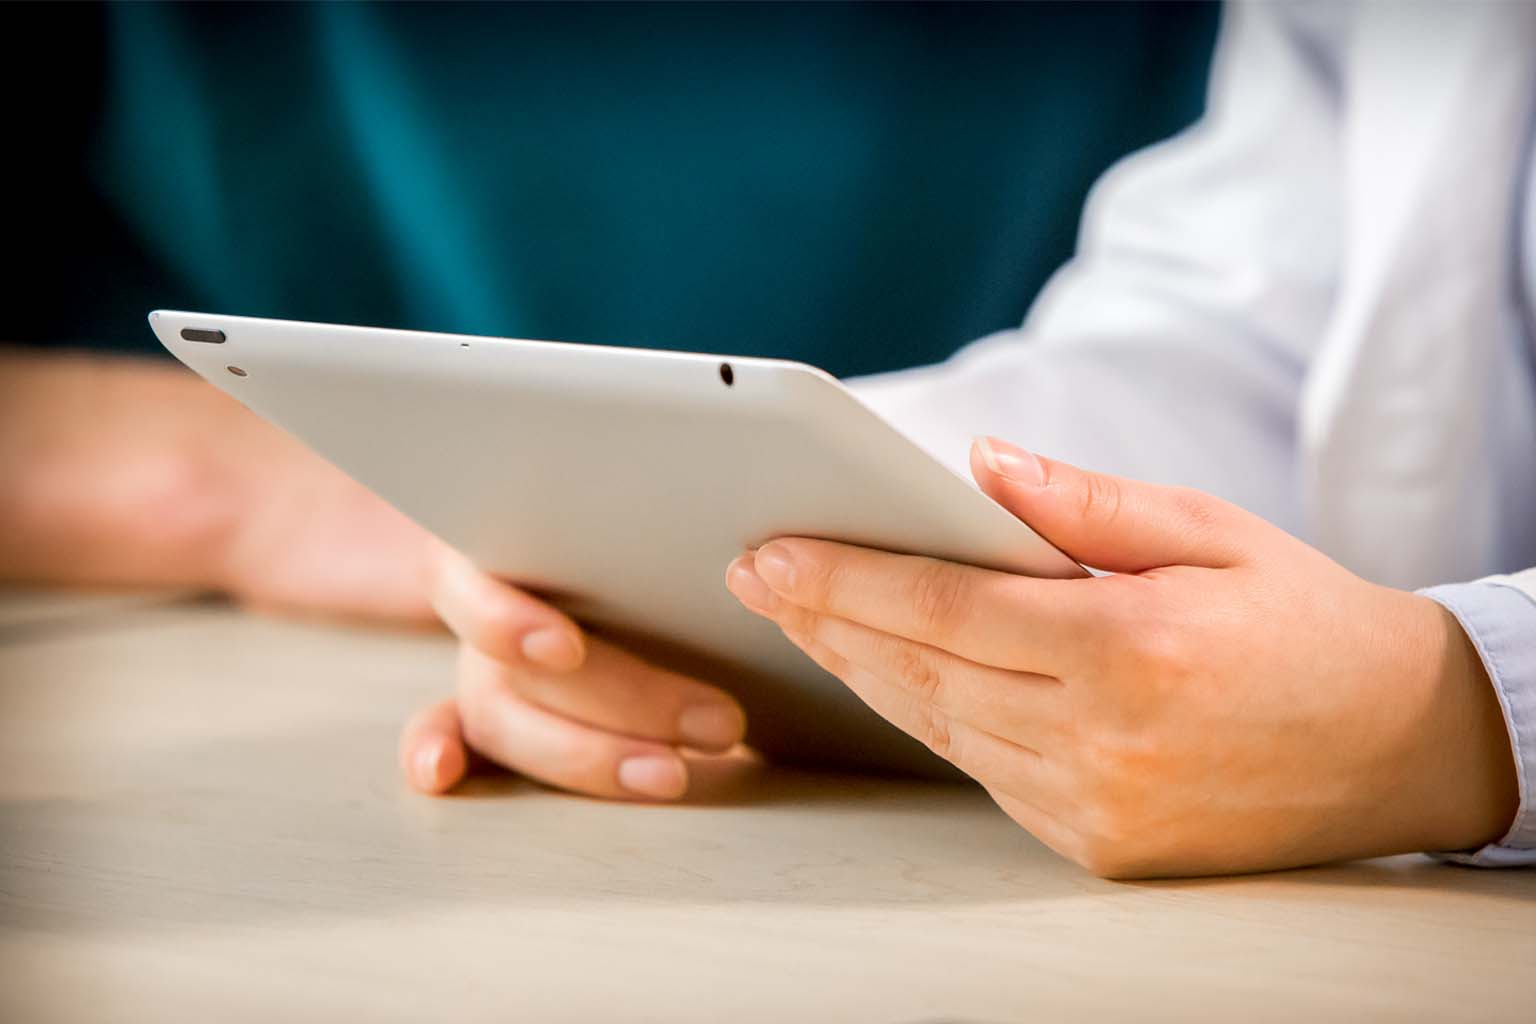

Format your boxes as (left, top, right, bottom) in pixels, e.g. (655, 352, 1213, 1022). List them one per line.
(855, 1, 1536, 594)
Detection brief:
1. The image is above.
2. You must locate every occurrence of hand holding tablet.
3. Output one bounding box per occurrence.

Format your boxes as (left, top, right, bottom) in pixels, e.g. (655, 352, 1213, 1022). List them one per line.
(151, 311, 1521, 876)
(151, 310, 1082, 780)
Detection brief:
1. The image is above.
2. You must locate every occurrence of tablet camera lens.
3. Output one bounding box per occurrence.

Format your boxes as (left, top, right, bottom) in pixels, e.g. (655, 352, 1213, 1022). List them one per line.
(719, 362, 734, 387)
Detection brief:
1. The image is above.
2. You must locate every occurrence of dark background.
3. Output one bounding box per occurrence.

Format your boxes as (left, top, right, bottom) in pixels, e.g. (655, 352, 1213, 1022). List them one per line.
(4, 2, 1217, 377)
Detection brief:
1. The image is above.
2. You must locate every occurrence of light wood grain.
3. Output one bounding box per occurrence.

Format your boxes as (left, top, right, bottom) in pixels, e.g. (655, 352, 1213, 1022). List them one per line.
(1, 592, 1532, 1022)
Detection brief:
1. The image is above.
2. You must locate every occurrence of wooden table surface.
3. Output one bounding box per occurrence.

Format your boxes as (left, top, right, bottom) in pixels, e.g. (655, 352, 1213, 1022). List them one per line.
(1, 589, 1532, 1022)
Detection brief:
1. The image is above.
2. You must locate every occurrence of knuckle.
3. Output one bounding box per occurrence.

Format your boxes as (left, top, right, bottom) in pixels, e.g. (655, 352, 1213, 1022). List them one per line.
(888, 636, 946, 705)
(1063, 728, 1172, 879)
(909, 561, 967, 634)
(1123, 617, 1193, 682)
(1072, 735, 1152, 819)
(1084, 728, 1160, 791)
(914, 703, 956, 761)
(809, 556, 844, 609)
(786, 604, 824, 640)
(1075, 471, 1126, 530)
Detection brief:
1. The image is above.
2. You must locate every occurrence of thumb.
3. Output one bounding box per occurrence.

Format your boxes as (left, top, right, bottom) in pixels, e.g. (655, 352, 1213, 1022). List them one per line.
(971, 437, 1251, 573)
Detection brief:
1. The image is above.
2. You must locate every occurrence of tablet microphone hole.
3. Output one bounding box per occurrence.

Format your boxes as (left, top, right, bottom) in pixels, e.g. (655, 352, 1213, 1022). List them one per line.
(719, 362, 734, 387)
(226, 365, 248, 377)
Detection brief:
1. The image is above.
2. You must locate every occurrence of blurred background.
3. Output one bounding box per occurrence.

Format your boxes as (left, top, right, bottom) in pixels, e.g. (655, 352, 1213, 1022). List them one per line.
(8, 1, 1216, 377)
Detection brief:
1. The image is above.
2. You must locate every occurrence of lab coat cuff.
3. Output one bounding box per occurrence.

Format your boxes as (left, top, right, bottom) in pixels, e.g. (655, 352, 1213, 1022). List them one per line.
(1420, 579, 1536, 867)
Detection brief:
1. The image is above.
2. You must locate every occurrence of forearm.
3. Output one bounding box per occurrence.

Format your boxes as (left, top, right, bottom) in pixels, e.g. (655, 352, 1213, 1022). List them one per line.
(0, 348, 244, 590)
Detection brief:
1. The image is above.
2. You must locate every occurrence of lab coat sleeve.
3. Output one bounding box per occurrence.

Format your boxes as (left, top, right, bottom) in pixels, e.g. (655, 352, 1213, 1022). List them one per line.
(849, 2, 1347, 538)
(1422, 570, 1536, 866)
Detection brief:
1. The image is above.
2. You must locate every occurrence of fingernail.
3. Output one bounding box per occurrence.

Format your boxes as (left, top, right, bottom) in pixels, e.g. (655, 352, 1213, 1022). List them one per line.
(978, 436, 1045, 486)
(754, 543, 798, 593)
(521, 627, 584, 671)
(678, 702, 745, 750)
(726, 558, 777, 613)
(617, 754, 688, 799)
(413, 740, 445, 790)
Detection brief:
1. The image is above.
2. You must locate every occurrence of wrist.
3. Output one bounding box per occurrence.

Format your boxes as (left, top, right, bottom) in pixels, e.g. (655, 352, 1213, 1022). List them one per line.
(0, 352, 246, 591)
(129, 428, 250, 594)
(1392, 590, 1519, 854)
(95, 361, 252, 593)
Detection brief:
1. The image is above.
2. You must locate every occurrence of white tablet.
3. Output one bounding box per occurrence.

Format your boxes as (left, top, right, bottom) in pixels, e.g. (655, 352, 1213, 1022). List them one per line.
(150, 310, 1084, 778)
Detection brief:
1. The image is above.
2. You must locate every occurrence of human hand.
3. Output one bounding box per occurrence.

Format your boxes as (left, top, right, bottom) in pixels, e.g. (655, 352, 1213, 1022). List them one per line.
(725, 437, 1518, 877)
(184, 370, 746, 798)
(206, 380, 748, 800)
(399, 543, 748, 799)
(0, 352, 746, 802)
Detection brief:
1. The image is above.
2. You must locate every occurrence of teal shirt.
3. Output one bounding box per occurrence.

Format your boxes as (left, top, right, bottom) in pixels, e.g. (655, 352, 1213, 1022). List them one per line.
(22, 2, 1214, 377)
